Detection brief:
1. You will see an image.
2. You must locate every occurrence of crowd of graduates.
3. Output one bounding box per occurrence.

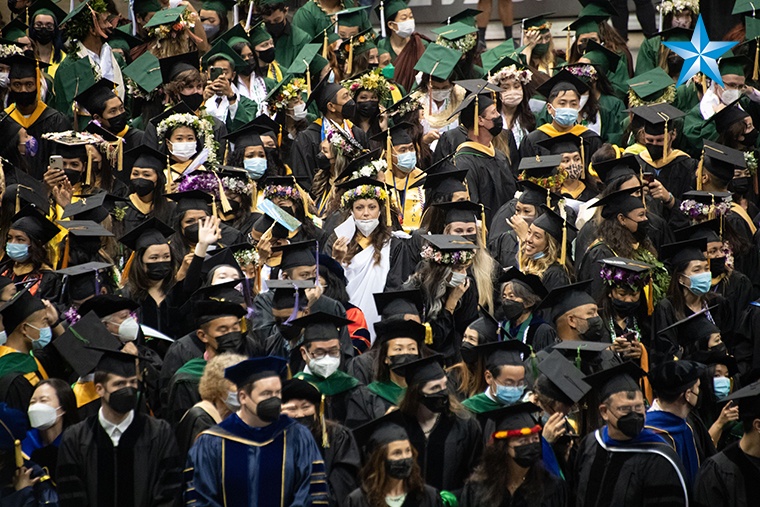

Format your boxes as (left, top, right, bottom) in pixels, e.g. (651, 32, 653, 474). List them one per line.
(4, 0, 760, 505)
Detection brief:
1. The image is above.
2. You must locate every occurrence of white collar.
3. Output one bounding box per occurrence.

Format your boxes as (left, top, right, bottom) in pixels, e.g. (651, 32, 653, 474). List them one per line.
(98, 407, 134, 446)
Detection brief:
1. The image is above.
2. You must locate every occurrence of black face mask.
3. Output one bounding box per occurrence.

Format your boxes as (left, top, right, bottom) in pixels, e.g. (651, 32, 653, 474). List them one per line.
(216, 331, 245, 354)
(385, 458, 414, 479)
(388, 353, 418, 369)
(743, 129, 759, 147)
(7, 0, 22, 14)
(338, 99, 356, 119)
(239, 62, 255, 76)
(315, 152, 331, 170)
(646, 143, 664, 160)
(257, 47, 276, 64)
(183, 223, 199, 243)
(10, 90, 37, 107)
(611, 298, 639, 317)
(278, 323, 302, 341)
(146, 261, 172, 281)
(487, 115, 504, 137)
(420, 391, 449, 413)
(512, 441, 542, 468)
(729, 176, 751, 195)
(130, 177, 155, 197)
(266, 20, 287, 38)
(367, 62, 379, 69)
(615, 411, 645, 438)
(580, 315, 605, 341)
(64, 169, 81, 185)
(108, 386, 138, 413)
(357, 100, 380, 118)
(295, 414, 317, 431)
(710, 256, 727, 277)
(500, 299, 525, 321)
(460, 342, 478, 366)
(31, 27, 55, 44)
(181, 92, 204, 111)
(255, 396, 282, 422)
(709, 342, 728, 355)
(577, 41, 589, 54)
(632, 219, 649, 242)
(105, 110, 129, 133)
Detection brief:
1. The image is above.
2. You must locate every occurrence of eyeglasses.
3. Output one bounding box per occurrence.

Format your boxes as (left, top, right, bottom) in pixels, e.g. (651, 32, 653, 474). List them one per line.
(310, 348, 341, 360)
(611, 404, 645, 415)
(33, 23, 55, 30)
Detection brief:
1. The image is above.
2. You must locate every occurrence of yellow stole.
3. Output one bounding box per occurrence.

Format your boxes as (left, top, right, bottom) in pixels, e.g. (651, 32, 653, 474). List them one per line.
(562, 181, 586, 199)
(129, 193, 153, 215)
(5, 102, 47, 129)
(537, 123, 588, 138)
(456, 141, 495, 157)
(638, 149, 689, 169)
(730, 202, 758, 234)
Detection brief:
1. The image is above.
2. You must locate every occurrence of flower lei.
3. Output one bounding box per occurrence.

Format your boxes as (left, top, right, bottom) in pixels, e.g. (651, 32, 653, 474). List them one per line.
(391, 92, 424, 117)
(269, 78, 308, 113)
(64, 0, 108, 42)
(565, 64, 598, 82)
(341, 184, 387, 208)
(0, 44, 23, 59)
(113, 205, 127, 222)
(420, 244, 475, 265)
(63, 307, 81, 325)
(628, 84, 676, 108)
(325, 121, 361, 157)
(343, 69, 393, 104)
(125, 76, 156, 100)
(633, 248, 670, 305)
(437, 32, 477, 54)
(264, 184, 301, 201)
(148, 9, 198, 41)
(679, 197, 732, 222)
(351, 159, 387, 180)
(656, 0, 699, 15)
(745, 151, 758, 176)
(518, 169, 566, 190)
(600, 265, 650, 292)
(156, 112, 218, 165)
(488, 65, 533, 87)
(222, 176, 251, 195)
(234, 248, 260, 267)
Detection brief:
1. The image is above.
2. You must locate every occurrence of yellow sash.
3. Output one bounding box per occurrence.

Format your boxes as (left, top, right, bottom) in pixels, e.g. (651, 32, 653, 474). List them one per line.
(73, 381, 101, 408)
(537, 123, 588, 138)
(129, 194, 153, 214)
(456, 141, 495, 157)
(5, 102, 47, 129)
(638, 149, 689, 169)
(730, 202, 758, 234)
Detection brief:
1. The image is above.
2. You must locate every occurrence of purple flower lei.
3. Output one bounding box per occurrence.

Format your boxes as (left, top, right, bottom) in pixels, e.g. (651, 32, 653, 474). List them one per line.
(264, 185, 301, 201)
(420, 245, 475, 265)
(63, 307, 81, 325)
(599, 265, 649, 291)
(341, 185, 387, 208)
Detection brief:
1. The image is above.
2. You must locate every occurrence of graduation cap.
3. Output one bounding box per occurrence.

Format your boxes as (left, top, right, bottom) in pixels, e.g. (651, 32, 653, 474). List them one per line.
(447, 82, 501, 133)
(6, 169, 48, 212)
(373, 289, 424, 318)
(431, 200, 480, 225)
(709, 101, 750, 133)
(335, 148, 385, 181)
(248, 21, 273, 47)
(659, 237, 708, 268)
(282, 377, 321, 406)
(194, 295, 247, 328)
(475, 339, 531, 370)
(61, 193, 126, 223)
(581, 40, 621, 74)
(73, 78, 117, 116)
(627, 67, 676, 105)
(158, 51, 200, 84)
(521, 13, 554, 32)
(306, 75, 345, 112)
(224, 356, 288, 387)
(536, 69, 590, 99)
(536, 132, 586, 157)
(1, 19, 28, 41)
(534, 280, 595, 322)
(287, 44, 329, 91)
(649, 359, 703, 397)
(352, 410, 408, 455)
(681, 190, 733, 205)
(584, 361, 646, 400)
(0, 288, 45, 335)
(481, 39, 525, 75)
(10, 206, 60, 244)
(373, 316, 427, 345)
(201, 0, 236, 13)
(84, 345, 141, 378)
(126, 145, 165, 171)
(385, 92, 424, 121)
(78, 294, 140, 319)
(369, 122, 414, 148)
(133, 0, 162, 15)
(165, 189, 214, 214)
(335, 5, 371, 27)
(589, 186, 644, 219)
(374, 0, 411, 38)
(498, 267, 548, 299)
(565, 15, 601, 36)
(148, 102, 196, 129)
(443, 8, 482, 26)
(0, 402, 29, 452)
(252, 213, 290, 239)
(110, 23, 143, 50)
(702, 139, 746, 183)
(56, 261, 112, 301)
(599, 257, 653, 287)
(144, 5, 186, 29)
(537, 350, 592, 404)
(593, 155, 641, 184)
(217, 23, 252, 48)
(516, 180, 563, 210)
(631, 102, 685, 155)
(204, 39, 248, 72)
(392, 354, 446, 386)
(118, 217, 174, 251)
(272, 240, 317, 271)
(657, 306, 721, 349)
(718, 52, 749, 77)
(413, 43, 462, 82)
(467, 308, 500, 343)
(487, 402, 542, 439)
(578, 0, 618, 18)
(28, 0, 67, 23)
(420, 167, 468, 196)
(57, 219, 113, 238)
(223, 122, 266, 150)
(123, 52, 163, 94)
(2, 52, 50, 80)
(53, 311, 122, 376)
(422, 234, 477, 263)
(532, 205, 578, 243)
(674, 218, 722, 244)
(201, 247, 245, 280)
(268, 279, 313, 310)
(725, 379, 760, 421)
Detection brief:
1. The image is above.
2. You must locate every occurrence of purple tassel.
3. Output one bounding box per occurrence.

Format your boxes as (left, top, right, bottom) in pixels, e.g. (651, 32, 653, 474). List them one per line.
(285, 282, 299, 324)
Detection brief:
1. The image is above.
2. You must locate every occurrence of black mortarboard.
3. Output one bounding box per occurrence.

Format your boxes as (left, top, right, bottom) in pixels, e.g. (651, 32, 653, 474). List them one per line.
(532, 205, 578, 243)
(392, 354, 446, 386)
(369, 122, 414, 146)
(290, 311, 352, 343)
(74, 78, 117, 116)
(201, 247, 244, 279)
(468, 309, 500, 343)
(7, 169, 48, 211)
(589, 186, 644, 219)
(10, 206, 60, 244)
(165, 190, 213, 214)
(318, 253, 347, 286)
(61, 193, 127, 223)
(674, 219, 722, 244)
(431, 200, 480, 224)
(2, 52, 49, 80)
(53, 311, 122, 377)
(660, 238, 707, 267)
(518, 154, 563, 179)
(447, 84, 501, 122)
(306, 75, 344, 112)
(475, 339, 531, 370)
(649, 360, 703, 397)
(598, 257, 653, 290)
(224, 356, 288, 386)
(657, 307, 721, 348)
(158, 51, 200, 84)
(272, 240, 317, 271)
(194, 296, 247, 327)
(538, 350, 592, 404)
(281, 378, 322, 406)
(352, 410, 408, 455)
(253, 214, 290, 238)
(535, 132, 586, 155)
(725, 379, 760, 420)
(487, 402, 541, 436)
(148, 102, 196, 129)
(0, 288, 45, 335)
(709, 101, 749, 133)
(373, 316, 426, 346)
(516, 180, 563, 208)
(336, 148, 384, 181)
(57, 220, 113, 238)
(631, 103, 685, 135)
(78, 294, 140, 318)
(583, 361, 646, 400)
(127, 145, 166, 171)
(223, 121, 264, 149)
(87, 345, 140, 378)
(498, 267, 548, 299)
(268, 280, 313, 310)
(593, 155, 640, 183)
(373, 289, 424, 317)
(118, 217, 174, 251)
(423, 234, 477, 253)
(680, 190, 732, 205)
(703, 140, 746, 182)
(536, 69, 590, 99)
(534, 281, 595, 322)
(420, 167, 468, 195)
(55, 261, 112, 301)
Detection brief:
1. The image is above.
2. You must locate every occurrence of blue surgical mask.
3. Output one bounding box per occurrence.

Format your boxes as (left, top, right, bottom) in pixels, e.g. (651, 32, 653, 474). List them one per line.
(685, 272, 712, 296)
(531, 251, 545, 260)
(243, 157, 267, 180)
(551, 106, 578, 127)
(0, 330, 6, 346)
(327, 70, 336, 84)
(395, 151, 417, 173)
(6, 243, 30, 262)
(26, 323, 52, 349)
(494, 383, 525, 405)
(713, 376, 730, 400)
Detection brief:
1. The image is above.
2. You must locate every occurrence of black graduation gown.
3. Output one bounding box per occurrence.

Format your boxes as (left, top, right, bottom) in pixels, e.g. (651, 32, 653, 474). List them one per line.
(694, 441, 760, 507)
(733, 300, 760, 379)
(324, 384, 386, 429)
(175, 405, 217, 460)
(291, 121, 369, 190)
(159, 332, 204, 396)
(504, 314, 559, 353)
(322, 422, 361, 507)
(541, 264, 571, 292)
(654, 294, 733, 356)
(488, 229, 520, 269)
(576, 242, 614, 300)
(56, 413, 182, 507)
(519, 128, 603, 161)
(345, 485, 442, 507)
(460, 468, 567, 507)
(402, 412, 483, 493)
(713, 270, 753, 340)
(487, 198, 578, 243)
(637, 154, 697, 200)
(346, 348, 378, 386)
(122, 282, 188, 340)
(24, 106, 72, 179)
(116, 127, 146, 185)
(454, 144, 516, 228)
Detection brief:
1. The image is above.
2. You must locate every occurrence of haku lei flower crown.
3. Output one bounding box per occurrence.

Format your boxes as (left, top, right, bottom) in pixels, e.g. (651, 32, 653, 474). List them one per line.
(600, 265, 651, 291)
(156, 112, 218, 165)
(565, 64, 598, 82)
(628, 84, 677, 107)
(178, 172, 251, 197)
(147, 9, 198, 41)
(264, 184, 301, 202)
(341, 184, 388, 208)
(437, 32, 477, 53)
(270, 78, 308, 112)
(0, 44, 23, 59)
(420, 244, 475, 265)
(488, 65, 533, 86)
(234, 248, 260, 267)
(343, 69, 394, 104)
(350, 159, 387, 180)
(518, 170, 567, 190)
(656, 0, 699, 15)
(679, 197, 732, 222)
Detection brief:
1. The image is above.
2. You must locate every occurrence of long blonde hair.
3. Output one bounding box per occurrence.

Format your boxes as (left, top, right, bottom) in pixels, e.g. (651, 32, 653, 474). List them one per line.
(472, 236, 496, 313)
(520, 233, 561, 277)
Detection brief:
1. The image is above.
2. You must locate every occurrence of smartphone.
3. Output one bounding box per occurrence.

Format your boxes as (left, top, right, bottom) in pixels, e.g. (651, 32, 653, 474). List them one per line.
(622, 331, 637, 343)
(49, 155, 63, 171)
(210, 67, 223, 81)
(642, 172, 655, 184)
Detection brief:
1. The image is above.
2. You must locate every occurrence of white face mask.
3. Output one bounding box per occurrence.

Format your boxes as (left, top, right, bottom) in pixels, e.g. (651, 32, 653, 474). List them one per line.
(0, 72, 9, 88)
(225, 391, 241, 411)
(355, 218, 379, 236)
(309, 355, 341, 379)
(0, 329, 6, 346)
(291, 102, 308, 121)
(114, 317, 140, 342)
(579, 94, 590, 110)
(721, 88, 741, 105)
(501, 90, 523, 107)
(170, 141, 197, 162)
(431, 87, 452, 102)
(394, 19, 415, 38)
(28, 403, 59, 430)
(448, 271, 467, 287)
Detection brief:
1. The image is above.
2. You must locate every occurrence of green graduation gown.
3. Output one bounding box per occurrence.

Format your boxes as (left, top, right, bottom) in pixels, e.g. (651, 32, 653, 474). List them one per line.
(292, 0, 371, 39)
(273, 23, 312, 69)
(461, 392, 503, 414)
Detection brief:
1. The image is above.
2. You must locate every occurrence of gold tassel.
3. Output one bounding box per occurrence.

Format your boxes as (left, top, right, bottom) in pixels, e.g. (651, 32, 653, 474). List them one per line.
(14, 440, 22, 468)
(701, 73, 707, 95)
(347, 36, 354, 76)
(61, 237, 70, 269)
(322, 30, 328, 58)
(754, 41, 760, 81)
(560, 218, 567, 267)
(249, 181, 258, 212)
(566, 31, 571, 60)
(645, 278, 654, 315)
(480, 204, 487, 246)
(384, 182, 392, 227)
(278, 125, 283, 147)
(320, 394, 329, 448)
(165, 154, 173, 194)
(423, 321, 433, 345)
(211, 196, 218, 217)
(305, 61, 312, 95)
(386, 129, 393, 175)
(295, 181, 312, 219)
(85, 147, 93, 186)
(217, 176, 232, 213)
(663, 119, 669, 159)
(545, 188, 550, 209)
(223, 141, 229, 165)
(116, 141, 123, 172)
(15, 187, 20, 214)
(580, 141, 585, 178)
(696, 149, 704, 190)
(473, 95, 479, 137)
(121, 251, 135, 286)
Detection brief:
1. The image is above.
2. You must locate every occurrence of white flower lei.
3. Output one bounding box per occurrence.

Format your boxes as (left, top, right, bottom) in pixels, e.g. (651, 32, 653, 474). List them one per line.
(488, 65, 533, 87)
(656, 0, 699, 15)
(745, 151, 758, 175)
(437, 33, 477, 54)
(157, 112, 218, 165)
(351, 159, 388, 180)
(0, 44, 23, 59)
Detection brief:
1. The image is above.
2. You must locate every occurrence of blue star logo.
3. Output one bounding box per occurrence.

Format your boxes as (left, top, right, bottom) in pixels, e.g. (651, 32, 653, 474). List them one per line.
(663, 15, 738, 87)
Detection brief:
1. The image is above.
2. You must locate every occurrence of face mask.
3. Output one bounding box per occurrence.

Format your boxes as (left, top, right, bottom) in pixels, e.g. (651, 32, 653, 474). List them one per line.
(420, 391, 449, 413)
(448, 271, 467, 288)
(146, 261, 172, 281)
(742, 129, 759, 147)
(710, 342, 728, 355)
(577, 41, 589, 54)
(63, 169, 81, 185)
(394, 18, 415, 38)
(357, 100, 379, 118)
(295, 415, 317, 431)
(388, 353, 417, 369)
(170, 141, 197, 162)
(382, 63, 395, 80)
(327, 70, 336, 83)
(551, 106, 578, 127)
(580, 316, 605, 341)
(0, 330, 6, 346)
(385, 458, 413, 479)
(182, 223, 199, 243)
(501, 90, 522, 106)
(255, 396, 282, 422)
(181, 92, 204, 111)
(684, 272, 712, 296)
(460, 342, 477, 365)
(710, 256, 727, 277)
(315, 152, 331, 171)
(355, 218, 379, 236)
(632, 219, 649, 243)
(28, 403, 59, 430)
(430, 87, 452, 102)
(579, 94, 589, 110)
(512, 441, 542, 468)
(565, 162, 583, 180)
(721, 88, 741, 105)
(6, 243, 30, 262)
(395, 151, 417, 172)
(10, 90, 37, 107)
(31, 27, 55, 44)
(291, 102, 308, 121)
(495, 384, 525, 405)
(105, 111, 129, 133)
(108, 386, 138, 414)
(225, 391, 241, 411)
(130, 177, 155, 197)
(532, 42, 549, 57)
(32, 325, 52, 349)
(266, 20, 287, 38)
(203, 23, 220, 38)
(611, 298, 639, 317)
(243, 157, 267, 179)
(615, 411, 645, 438)
(116, 317, 140, 342)
(216, 331, 245, 354)
(309, 354, 340, 378)
(257, 47, 276, 64)
(0, 72, 9, 88)
(501, 299, 525, 321)
(729, 176, 751, 194)
(713, 376, 731, 400)
(487, 115, 504, 137)
(646, 143, 664, 160)
(278, 322, 302, 341)
(531, 251, 545, 261)
(338, 99, 356, 119)
(239, 62, 255, 77)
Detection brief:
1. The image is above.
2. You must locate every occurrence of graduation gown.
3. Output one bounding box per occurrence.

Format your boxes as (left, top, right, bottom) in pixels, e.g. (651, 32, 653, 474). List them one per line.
(184, 413, 329, 506)
(159, 332, 205, 396)
(636, 149, 696, 199)
(273, 23, 311, 69)
(454, 141, 515, 228)
(645, 409, 702, 488)
(142, 112, 228, 162)
(653, 295, 732, 356)
(366, 379, 404, 409)
(504, 314, 559, 352)
(56, 413, 182, 507)
(462, 392, 503, 414)
(321, 422, 361, 507)
(346, 348, 377, 386)
(294, 371, 386, 428)
(693, 441, 760, 507)
(345, 485, 442, 507)
(519, 124, 603, 162)
(634, 36, 660, 76)
(291, 0, 371, 38)
(733, 300, 760, 378)
(5, 103, 72, 179)
(488, 199, 578, 242)
(460, 468, 567, 507)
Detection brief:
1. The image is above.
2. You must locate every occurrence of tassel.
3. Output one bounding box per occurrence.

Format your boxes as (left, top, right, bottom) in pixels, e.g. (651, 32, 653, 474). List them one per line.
(213, 172, 232, 213)
(479, 204, 487, 246)
(580, 140, 585, 178)
(94, 270, 100, 296)
(121, 252, 135, 286)
(85, 147, 93, 186)
(254, 263, 263, 294)
(574, 346, 582, 370)
(696, 149, 704, 190)
(423, 321, 433, 345)
(379, 0, 386, 38)
(754, 41, 759, 81)
(473, 95, 479, 137)
(14, 440, 22, 468)
(323, 30, 329, 58)
(211, 196, 218, 217)
(662, 118, 669, 159)
(386, 129, 393, 175)
(560, 216, 567, 267)
(15, 187, 20, 214)
(249, 181, 258, 212)
(384, 182, 392, 227)
(347, 37, 354, 76)
(305, 61, 312, 95)
(545, 188, 550, 209)
(528, 346, 539, 379)
(294, 181, 312, 218)
(223, 141, 229, 165)
(701, 73, 707, 95)
(320, 394, 329, 448)
(566, 31, 571, 60)
(645, 278, 654, 315)
(61, 237, 70, 269)
(278, 125, 283, 147)
(165, 154, 173, 194)
(286, 282, 300, 323)
(755, 172, 759, 195)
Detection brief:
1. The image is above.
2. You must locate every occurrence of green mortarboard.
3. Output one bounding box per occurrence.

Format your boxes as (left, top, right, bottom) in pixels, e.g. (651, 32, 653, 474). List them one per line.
(565, 16, 600, 36)
(655, 26, 693, 42)
(201, 0, 236, 13)
(144, 6, 186, 29)
(481, 39, 526, 74)
(249, 21, 273, 46)
(627, 67, 674, 102)
(444, 8, 482, 26)
(521, 13, 554, 32)
(133, 0, 162, 15)
(204, 39, 247, 71)
(310, 22, 341, 46)
(111, 24, 143, 49)
(28, 0, 67, 23)
(746, 16, 760, 40)
(60, 0, 99, 26)
(123, 52, 162, 93)
(218, 23, 251, 48)
(578, 0, 617, 20)
(414, 43, 461, 81)
(287, 43, 327, 77)
(719, 52, 748, 77)
(581, 39, 621, 74)
(431, 21, 477, 41)
(733, 0, 760, 15)
(376, 0, 410, 24)
(336, 5, 371, 27)
(158, 51, 200, 84)
(1, 19, 27, 41)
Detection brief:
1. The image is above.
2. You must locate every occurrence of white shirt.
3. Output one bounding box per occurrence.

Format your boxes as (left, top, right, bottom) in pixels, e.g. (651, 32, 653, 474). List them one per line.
(204, 83, 241, 124)
(98, 407, 134, 447)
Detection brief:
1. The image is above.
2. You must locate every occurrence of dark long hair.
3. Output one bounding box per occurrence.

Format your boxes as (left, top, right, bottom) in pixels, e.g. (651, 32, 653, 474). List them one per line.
(35, 378, 79, 429)
(344, 200, 392, 265)
(321, 264, 350, 304)
(598, 215, 656, 259)
(398, 378, 469, 420)
(124, 245, 178, 303)
(360, 443, 425, 507)
(130, 167, 174, 225)
(665, 259, 721, 320)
